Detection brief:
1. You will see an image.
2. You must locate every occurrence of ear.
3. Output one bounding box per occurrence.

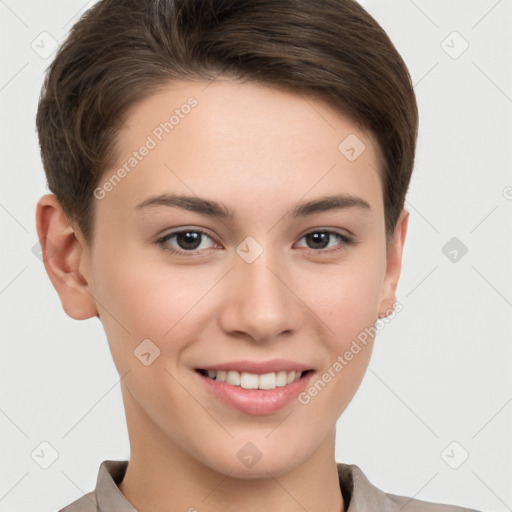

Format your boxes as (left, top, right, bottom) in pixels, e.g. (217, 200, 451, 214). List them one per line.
(35, 194, 99, 320)
(378, 209, 409, 318)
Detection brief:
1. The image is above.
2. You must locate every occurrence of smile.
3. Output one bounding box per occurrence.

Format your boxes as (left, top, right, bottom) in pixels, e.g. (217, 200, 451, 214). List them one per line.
(194, 365, 315, 415)
(196, 369, 311, 390)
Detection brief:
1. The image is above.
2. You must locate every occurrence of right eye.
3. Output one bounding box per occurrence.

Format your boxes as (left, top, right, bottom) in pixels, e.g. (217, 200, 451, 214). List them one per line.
(154, 228, 218, 256)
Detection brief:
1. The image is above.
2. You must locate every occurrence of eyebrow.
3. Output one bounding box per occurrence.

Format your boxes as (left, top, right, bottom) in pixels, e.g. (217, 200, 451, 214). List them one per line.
(135, 193, 371, 219)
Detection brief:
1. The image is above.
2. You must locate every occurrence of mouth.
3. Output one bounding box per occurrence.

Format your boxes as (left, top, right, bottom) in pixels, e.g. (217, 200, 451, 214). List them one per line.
(193, 359, 316, 415)
(195, 368, 314, 390)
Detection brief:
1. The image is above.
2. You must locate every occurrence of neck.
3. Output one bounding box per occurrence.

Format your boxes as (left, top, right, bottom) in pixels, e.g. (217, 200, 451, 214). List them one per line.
(118, 385, 344, 512)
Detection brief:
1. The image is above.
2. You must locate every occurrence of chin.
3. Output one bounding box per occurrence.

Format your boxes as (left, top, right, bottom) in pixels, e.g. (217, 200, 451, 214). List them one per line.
(198, 445, 306, 480)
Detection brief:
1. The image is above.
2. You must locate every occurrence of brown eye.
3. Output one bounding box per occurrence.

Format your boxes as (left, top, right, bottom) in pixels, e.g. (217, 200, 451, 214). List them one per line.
(295, 230, 353, 253)
(155, 229, 216, 255)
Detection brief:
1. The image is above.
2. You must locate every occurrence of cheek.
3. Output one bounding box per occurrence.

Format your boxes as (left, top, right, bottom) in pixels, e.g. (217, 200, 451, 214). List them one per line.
(90, 248, 215, 364)
(302, 251, 382, 408)
(311, 253, 384, 340)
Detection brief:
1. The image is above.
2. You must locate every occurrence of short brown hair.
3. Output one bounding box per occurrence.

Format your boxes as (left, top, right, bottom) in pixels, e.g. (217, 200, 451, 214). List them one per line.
(36, 0, 418, 248)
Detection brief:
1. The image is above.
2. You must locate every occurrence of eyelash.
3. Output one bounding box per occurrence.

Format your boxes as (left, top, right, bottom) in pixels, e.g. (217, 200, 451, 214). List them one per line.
(153, 228, 355, 256)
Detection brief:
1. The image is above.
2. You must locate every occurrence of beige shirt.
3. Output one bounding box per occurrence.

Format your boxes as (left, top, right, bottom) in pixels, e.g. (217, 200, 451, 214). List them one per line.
(59, 460, 482, 512)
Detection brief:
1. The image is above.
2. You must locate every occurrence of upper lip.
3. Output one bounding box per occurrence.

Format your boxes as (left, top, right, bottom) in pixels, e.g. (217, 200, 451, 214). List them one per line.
(196, 359, 313, 375)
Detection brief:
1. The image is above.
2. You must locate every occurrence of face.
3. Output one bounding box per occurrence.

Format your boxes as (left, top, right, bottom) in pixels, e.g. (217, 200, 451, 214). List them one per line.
(40, 78, 407, 478)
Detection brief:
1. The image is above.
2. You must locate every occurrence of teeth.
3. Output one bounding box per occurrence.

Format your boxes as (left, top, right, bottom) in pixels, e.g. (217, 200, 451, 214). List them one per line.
(258, 372, 276, 390)
(203, 369, 304, 390)
(226, 370, 241, 386)
(241, 372, 259, 389)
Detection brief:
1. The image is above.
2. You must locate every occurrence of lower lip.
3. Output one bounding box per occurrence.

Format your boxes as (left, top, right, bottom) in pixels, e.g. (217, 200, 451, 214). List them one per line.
(195, 370, 315, 415)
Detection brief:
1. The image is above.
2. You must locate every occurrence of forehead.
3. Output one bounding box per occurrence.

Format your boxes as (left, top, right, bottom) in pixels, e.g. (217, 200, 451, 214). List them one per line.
(97, 78, 383, 223)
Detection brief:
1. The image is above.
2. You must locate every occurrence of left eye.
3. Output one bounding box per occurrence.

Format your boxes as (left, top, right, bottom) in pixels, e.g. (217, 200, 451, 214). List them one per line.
(155, 229, 353, 255)
(295, 230, 353, 252)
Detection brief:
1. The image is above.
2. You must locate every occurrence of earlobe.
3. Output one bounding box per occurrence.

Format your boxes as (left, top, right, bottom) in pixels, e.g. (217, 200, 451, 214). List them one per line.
(35, 194, 99, 320)
(378, 209, 409, 318)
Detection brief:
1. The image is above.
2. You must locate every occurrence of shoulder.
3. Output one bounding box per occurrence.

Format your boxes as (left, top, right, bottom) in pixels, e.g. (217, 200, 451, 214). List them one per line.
(384, 491, 482, 512)
(338, 462, 482, 512)
(58, 491, 97, 512)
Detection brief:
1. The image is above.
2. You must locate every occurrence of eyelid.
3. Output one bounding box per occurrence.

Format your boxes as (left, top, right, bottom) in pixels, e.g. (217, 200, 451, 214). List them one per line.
(156, 226, 216, 241)
(297, 225, 354, 241)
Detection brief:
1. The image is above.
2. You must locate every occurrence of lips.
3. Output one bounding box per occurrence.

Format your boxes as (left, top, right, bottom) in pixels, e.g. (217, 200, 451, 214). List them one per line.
(193, 365, 316, 416)
(193, 359, 315, 415)
(196, 359, 313, 374)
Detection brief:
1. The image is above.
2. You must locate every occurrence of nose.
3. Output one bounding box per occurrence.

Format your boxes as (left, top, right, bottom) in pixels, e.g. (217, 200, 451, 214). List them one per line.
(218, 250, 304, 343)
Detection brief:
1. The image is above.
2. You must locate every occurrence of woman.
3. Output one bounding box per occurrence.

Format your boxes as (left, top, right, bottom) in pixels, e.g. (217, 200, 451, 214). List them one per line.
(35, 0, 483, 510)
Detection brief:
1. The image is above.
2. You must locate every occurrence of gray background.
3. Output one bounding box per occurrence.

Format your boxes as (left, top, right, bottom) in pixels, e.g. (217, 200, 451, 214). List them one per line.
(1, 0, 511, 510)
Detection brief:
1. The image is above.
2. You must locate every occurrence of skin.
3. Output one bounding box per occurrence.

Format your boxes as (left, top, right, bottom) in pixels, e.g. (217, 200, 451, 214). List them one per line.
(36, 78, 408, 512)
